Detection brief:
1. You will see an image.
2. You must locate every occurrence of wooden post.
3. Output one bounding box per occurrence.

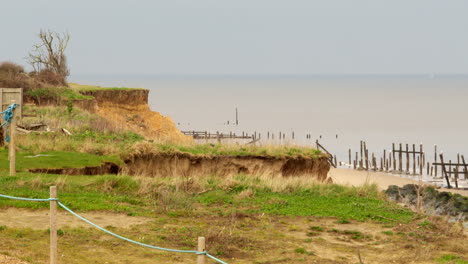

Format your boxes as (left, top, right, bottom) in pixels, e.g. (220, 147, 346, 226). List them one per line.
(348, 149, 352, 167)
(360, 141, 364, 169)
(461, 155, 468, 180)
(405, 144, 410, 174)
(9, 100, 17, 176)
(412, 144, 416, 175)
(399, 143, 403, 173)
(449, 160, 452, 178)
(434, 145, 438, 177)
(334, 155, 337, 167)
(392, 143, 396, 172)
(371, 153, 375, 171)
(365, 149, 369, 171)
(439, 154, 451, 189)
(420, 152, 424, 176)
(197, 237, 206, 264)
(292, 131, 294, 139)
(454, 168, 459, 189)
(235, 108, 238, 126)
(355, 152, 358, 170)
(50, 186, 58, 264)
(383, 149, 387, 171)
(427, 162, 430, 175)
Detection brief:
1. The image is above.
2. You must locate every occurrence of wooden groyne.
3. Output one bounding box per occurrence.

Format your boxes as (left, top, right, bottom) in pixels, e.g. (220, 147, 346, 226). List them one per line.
(345, 141, 467, 190)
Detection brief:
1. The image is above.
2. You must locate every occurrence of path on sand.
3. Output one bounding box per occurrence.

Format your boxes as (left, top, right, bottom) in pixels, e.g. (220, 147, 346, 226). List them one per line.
(330, 168, 468, 196)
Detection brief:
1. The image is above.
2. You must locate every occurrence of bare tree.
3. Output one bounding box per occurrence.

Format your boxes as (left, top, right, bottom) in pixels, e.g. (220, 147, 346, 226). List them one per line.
(28, 30, 70, 78)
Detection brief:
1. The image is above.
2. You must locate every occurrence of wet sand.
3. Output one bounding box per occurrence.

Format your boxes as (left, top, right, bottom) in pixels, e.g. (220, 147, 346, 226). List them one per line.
(329, 168, 468, 196)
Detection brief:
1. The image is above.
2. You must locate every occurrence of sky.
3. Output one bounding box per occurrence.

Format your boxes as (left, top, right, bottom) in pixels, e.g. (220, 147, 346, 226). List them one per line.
(1, 0, 468, 76)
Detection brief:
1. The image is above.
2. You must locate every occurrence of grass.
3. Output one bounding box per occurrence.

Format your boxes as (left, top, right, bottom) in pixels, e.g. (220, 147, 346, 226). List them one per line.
(69, 83, 146, 92)
(436, 254, 468, 264)
(17, 105, 145, 155)
(133, 142, 324, 159)
(0, 172, 413, 223)
(0, 149, 121, 171)
(0, 173, 147, 213)
(0, 172, 465, 264)
(27, 87, 93, 101)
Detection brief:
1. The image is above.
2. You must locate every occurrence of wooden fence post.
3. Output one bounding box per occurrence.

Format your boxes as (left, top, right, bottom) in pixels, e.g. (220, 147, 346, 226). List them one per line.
(197, 237, 206, 264)
(50, 186, 58, 264)
(434, 145, 438, 177)
(406, 144, 410, 174)
(348, 149, 351, 167)
(355, 152, 358, 170)
(412, 144, 416, 175)
(399, 143, 403, 173)
(9, 100, 16, 176)
(360, 141, 364, 169)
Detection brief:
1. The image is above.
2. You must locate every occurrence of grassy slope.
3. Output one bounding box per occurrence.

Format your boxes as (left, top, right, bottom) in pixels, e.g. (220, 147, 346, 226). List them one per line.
(0, 149, 121, 171)
(0, 172, 412, 221)
(0, 172, 466, 264)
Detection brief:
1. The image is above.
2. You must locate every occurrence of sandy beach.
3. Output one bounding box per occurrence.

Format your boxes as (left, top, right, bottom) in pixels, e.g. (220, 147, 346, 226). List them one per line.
(329, 168, 468, 196)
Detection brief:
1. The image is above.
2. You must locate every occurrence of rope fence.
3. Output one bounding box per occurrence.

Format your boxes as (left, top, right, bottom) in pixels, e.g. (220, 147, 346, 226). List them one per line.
(0, 188, 228, 264)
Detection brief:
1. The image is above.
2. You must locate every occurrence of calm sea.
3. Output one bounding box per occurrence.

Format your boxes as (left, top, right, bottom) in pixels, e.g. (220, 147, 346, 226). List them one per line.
(71, 75, 468, 164)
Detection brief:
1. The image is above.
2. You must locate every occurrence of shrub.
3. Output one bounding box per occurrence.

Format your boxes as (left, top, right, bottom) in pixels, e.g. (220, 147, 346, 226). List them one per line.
(32, 69, 67, 86)
(0, 62, 24, 74)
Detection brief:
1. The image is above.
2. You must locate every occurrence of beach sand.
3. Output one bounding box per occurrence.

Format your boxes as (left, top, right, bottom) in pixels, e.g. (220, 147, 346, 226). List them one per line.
(329, 168, 468, 196)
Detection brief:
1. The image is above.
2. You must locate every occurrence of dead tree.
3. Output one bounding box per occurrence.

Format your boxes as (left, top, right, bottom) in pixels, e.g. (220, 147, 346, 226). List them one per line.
(28, 30, 70, 79)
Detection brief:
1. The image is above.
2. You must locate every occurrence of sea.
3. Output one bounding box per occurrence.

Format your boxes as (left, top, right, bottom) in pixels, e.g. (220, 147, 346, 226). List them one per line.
(71, 75, 468, 172)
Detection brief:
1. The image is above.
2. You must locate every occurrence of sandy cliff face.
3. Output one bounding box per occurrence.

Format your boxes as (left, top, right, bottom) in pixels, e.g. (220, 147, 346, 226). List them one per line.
(123, 152, 331, 181)
(78, 89, 190, 143)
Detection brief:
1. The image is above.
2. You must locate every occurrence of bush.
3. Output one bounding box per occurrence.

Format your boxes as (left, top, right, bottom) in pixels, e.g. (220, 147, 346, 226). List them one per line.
(0, 62, 24, 74)
(31, 69, 67, 86)
(0, 61, 67, 91)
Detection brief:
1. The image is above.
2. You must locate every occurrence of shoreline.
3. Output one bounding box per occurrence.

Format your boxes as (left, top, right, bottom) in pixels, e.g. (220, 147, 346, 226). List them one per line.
(330, 168, 468, 196)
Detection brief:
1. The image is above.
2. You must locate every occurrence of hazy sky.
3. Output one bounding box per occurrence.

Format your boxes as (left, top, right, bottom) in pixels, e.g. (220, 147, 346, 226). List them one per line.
(2, 0, 468, 76)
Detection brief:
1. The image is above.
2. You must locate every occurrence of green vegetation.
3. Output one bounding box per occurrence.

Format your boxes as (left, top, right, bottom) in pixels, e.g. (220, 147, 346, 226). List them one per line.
(69, 83, 145, 92)
(336, 218, 350, 224)
(27, 87, 93, 101)
(294, 248, 313, 255)
(382, 230, 394, 236)
(147, 143, 324, 158)
(0, 171, 413, 224)
(0, 149, 121, 171)
(436, 255, 468, 264)
(18, 106, 145, 155)
(309, 226, 324, 232)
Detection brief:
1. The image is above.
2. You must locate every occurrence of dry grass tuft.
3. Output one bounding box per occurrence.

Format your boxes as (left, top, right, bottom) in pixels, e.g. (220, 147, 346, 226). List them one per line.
(53, 176, 68, 189)
(235, 188, 255, 200)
